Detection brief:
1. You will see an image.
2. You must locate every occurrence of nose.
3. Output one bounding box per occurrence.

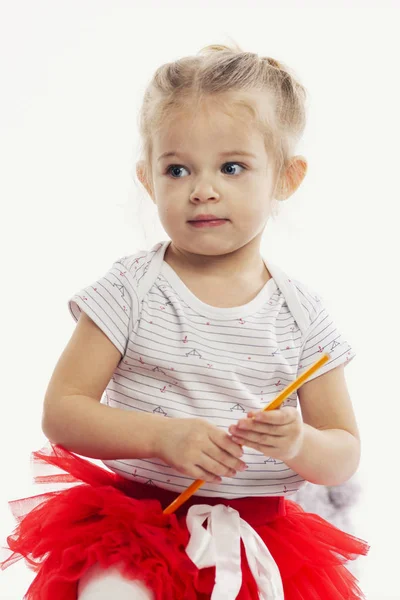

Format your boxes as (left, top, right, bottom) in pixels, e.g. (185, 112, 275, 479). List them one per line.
(190, 182, 220, 203)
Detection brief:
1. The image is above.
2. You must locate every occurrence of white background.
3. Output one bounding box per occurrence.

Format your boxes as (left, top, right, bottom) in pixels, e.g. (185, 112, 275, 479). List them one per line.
(1, 1, 399, 598)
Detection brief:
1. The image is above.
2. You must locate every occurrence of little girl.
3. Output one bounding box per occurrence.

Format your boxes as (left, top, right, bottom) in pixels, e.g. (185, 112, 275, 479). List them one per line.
(0, 43, 369, 599)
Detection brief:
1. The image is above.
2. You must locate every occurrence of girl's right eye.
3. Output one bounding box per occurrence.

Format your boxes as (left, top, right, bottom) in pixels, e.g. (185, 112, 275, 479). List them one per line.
(166, 165, 189, 178)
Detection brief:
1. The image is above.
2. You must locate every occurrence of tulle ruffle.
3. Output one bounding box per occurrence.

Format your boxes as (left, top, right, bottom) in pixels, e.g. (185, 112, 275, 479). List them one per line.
(0, 444, 370, 599)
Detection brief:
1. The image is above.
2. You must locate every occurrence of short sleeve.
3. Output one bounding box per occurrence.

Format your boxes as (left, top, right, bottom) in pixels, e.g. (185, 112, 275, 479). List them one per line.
(297, 299, 356, 383)
(68, 259, 135, 357)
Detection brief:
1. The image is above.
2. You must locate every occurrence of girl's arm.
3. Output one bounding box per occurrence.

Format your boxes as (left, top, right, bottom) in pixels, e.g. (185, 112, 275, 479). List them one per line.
(285, 364, 361, 486)
(42, 393, 166, 459)
(284, 423, 360, 486)
(42, 311, 165, 459)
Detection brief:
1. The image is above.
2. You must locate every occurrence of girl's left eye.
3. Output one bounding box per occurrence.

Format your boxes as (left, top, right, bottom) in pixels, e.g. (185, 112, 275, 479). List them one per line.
(223, 163, 245, 175)
(165, 162, 245, 178)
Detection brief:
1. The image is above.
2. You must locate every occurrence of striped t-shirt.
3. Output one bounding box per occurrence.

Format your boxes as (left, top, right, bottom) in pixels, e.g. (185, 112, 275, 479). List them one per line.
(68, 240, 355, 498)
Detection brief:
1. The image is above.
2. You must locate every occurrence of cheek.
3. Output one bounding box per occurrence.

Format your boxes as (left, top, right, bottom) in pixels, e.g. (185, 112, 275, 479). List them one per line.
(155, 180, 185, 206)
(240, 200, 270, 224)
(157, 203, 185, 232)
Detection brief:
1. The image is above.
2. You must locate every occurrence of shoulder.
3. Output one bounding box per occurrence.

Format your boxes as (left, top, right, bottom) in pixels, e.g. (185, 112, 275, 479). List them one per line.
(114, 242, 162, 283)
(115, 248, 152, 274)
(287, 275, 325, 324)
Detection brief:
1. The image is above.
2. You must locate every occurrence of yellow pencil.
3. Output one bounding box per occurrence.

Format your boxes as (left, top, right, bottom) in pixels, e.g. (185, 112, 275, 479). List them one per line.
(163, 353, 330, 514)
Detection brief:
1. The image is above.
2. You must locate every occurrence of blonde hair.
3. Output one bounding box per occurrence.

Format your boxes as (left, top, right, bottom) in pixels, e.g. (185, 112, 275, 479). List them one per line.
(137, 41, 307, 211)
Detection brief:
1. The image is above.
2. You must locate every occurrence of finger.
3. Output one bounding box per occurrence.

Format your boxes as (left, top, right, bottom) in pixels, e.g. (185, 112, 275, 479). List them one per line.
(212, 444, 248, 472)
(214, 431, 245, 459)
(193, 465, 223, 484)
(231, 436, 277, 454)
(230, 420, 285, 437)
(178, 461, 223, 483)
(202, 453, 241, 479)
(252, 407, 296, 424)
(208, 434, 248, 472)
(231, 429, 276, 445)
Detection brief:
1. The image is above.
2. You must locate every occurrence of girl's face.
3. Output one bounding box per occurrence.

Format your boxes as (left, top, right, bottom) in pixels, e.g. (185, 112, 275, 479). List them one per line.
(146, 98, 279, 268)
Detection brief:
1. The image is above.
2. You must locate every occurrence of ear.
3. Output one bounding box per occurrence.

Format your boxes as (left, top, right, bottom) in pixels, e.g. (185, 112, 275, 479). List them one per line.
(276, 156, 308, 200)
(136, 161, 155, 201)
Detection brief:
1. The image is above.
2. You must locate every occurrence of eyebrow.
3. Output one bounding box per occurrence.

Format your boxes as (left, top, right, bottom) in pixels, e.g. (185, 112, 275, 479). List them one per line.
(157, 150, 257, 162)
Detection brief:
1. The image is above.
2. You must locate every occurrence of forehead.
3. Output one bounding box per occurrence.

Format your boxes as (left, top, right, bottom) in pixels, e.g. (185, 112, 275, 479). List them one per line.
(154, 95, 266, 156)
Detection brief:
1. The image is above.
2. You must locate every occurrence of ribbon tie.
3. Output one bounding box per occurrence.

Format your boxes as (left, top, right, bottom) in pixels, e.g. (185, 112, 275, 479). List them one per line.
(185, 504, 284, 599)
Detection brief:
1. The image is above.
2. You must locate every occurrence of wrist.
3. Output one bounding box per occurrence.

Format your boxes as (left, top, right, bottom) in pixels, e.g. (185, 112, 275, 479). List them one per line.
(147, 414, 172, 459)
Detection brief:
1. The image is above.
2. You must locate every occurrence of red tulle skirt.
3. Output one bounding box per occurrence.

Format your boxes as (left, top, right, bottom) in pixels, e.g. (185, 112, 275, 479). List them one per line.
(0, 444, 370, 599)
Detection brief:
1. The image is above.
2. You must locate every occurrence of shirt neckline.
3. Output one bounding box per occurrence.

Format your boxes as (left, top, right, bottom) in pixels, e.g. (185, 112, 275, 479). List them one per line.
(159, 240, 278, 319)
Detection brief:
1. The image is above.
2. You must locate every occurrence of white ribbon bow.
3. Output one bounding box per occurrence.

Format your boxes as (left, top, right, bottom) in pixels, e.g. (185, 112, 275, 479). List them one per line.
(185, 504, 284, 599)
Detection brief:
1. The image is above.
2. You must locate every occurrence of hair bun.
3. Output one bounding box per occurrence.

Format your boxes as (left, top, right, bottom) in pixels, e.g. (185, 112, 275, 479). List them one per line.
(198, 42, 243, 55)
(265, 57, 282, 69)
(199, 46, 283, 72)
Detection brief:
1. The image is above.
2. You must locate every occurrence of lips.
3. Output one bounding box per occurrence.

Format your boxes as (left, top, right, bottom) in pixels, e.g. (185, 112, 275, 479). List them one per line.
(188, 215, 227, 222)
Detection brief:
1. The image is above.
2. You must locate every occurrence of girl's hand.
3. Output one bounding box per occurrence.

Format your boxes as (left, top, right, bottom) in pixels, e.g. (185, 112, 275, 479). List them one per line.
(154, 417, 248, 484)
(228, 407, 304, 461)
